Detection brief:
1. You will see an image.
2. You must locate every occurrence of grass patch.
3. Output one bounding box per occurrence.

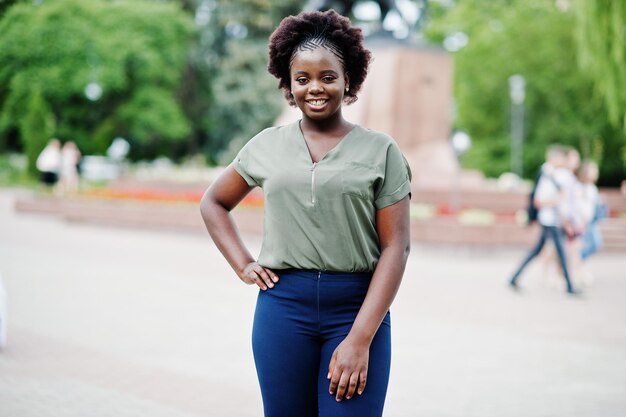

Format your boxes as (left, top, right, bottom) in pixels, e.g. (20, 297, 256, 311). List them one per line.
(0, 154, 37, 187)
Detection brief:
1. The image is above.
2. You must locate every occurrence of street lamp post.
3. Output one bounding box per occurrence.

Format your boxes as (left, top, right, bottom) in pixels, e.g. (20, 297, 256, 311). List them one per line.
(450, 131, 472, 212)
(508, 74, 525, 177)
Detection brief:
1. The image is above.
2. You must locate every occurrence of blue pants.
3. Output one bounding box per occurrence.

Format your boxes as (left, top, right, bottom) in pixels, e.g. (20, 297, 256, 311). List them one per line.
(252, 269, 391, 417)
(510, 225, 575, 292)
(581, 224, 602, 260)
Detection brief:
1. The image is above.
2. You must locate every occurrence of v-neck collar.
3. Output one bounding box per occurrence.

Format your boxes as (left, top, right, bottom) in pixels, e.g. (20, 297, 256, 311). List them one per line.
(295, 120, 358, 165)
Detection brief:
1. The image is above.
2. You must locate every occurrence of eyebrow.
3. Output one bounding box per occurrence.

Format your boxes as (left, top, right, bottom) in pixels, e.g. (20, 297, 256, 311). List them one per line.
(293, 70, 339, 75)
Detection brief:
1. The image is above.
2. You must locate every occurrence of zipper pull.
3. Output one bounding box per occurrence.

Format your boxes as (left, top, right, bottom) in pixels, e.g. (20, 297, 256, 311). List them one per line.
(310, 162, 317, 205)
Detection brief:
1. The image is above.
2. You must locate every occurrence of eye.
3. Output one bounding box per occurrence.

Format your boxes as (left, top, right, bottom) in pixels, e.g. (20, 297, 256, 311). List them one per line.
(295, 77, 308, 84)
(322, 76, 337, 82)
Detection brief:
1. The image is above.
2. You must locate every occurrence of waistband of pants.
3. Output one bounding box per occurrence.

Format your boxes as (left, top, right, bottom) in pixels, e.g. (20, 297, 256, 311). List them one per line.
(277, 268, 372, 282)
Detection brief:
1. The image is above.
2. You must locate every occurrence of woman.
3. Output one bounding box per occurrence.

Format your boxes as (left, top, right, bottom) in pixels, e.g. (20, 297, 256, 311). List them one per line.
(578, 160, 601, 255)
(578, 160, 604, 284)
(200, 10, 411, 417)
(59, 141, 81, 195)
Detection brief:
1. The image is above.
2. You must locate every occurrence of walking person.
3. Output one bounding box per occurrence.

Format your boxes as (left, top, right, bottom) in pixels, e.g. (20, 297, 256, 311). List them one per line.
(541, 147, 585, 289)
(579, 160, 605, 261)
(578, 160, 605, 285)
(509, 145, 579, 295)
(59, 141, 81, 195)
(558, 147, 584, 240)
(200, 10, 411, 417)
(35, 138, 62, 191)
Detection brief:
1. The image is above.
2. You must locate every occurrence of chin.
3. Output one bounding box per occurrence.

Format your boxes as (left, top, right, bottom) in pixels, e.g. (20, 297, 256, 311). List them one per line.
(299, 105, 340, 121)
(303, 111, 330, 120)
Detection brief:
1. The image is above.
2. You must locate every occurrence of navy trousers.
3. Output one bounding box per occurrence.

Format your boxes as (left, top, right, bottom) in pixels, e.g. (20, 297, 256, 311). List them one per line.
(252, 269, 391, 417)
(510, 225, 575, 292)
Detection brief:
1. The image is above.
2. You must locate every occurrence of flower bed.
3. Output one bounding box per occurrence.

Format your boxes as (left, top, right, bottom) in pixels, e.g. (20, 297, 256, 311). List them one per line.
(81, 187, 265, 208)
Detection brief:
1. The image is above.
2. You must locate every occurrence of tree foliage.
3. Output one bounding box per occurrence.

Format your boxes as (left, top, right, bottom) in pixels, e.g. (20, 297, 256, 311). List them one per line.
(424, 0, 625, 186)
(0, 0, 23, 17)
(574, 0, 626, 130)
(190, 0, 305, 163)
(0, 0, 194, 158)
(0, 0, 308, 165)
(20, 89, 55, 175)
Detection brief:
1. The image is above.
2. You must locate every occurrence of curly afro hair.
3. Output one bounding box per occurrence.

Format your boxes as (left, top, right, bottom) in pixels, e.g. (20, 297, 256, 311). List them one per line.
(268, 10, 372, 106)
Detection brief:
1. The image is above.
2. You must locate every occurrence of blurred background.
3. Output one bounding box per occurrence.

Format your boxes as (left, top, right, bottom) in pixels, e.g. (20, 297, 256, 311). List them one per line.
(1, 0, 625, 416)
(0, 0, 624, 184)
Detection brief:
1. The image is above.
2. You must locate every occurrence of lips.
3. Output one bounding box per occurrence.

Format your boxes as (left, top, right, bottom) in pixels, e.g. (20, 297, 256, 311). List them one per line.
(305, 98, 329, 109)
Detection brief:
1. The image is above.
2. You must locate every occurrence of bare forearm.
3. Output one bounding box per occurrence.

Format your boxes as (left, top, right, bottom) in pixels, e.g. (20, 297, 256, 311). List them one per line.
(200, 196, 255, 275)
(348, 244, 409, 345)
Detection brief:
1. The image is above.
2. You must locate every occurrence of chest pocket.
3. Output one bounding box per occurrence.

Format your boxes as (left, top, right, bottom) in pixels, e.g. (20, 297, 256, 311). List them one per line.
(341, 162, 377, 201)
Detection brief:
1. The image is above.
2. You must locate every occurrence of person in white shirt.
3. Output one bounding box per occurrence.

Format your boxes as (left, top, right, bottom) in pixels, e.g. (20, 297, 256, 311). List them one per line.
(509, 145, 579, 295)
(36, 138, 61, 188)
(541, 147, 585, 288)
(557, 148, 584, 238)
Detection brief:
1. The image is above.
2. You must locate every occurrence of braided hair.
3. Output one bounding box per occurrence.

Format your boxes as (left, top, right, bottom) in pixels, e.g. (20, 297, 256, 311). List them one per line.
(268, 10, 372, 105)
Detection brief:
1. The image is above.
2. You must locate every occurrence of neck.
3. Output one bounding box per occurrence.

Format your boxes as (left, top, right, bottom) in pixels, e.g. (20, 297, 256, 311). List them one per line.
(300, 111, 348, 133)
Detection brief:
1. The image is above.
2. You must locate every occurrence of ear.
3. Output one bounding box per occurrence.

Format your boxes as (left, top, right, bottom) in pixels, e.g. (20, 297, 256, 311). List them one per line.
(344, 72, 350, 90)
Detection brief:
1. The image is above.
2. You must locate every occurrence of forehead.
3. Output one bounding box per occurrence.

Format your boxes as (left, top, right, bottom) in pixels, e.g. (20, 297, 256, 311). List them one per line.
(289, 47, 344, 73)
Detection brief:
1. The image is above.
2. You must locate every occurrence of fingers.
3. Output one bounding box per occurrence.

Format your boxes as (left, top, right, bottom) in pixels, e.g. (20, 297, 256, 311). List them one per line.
(328, 350, 338, 396)
(335, 372, 351, 402)
(328, 350, 359, 402)
(357, 369, 367, 395)
(328, 369, 339, 398)
(252, 264, 274, 290)
(345, 372, 359, 400)
(330, 370, 359, 402)
(265, 267, 280, 284)
(245, 263, 279, 291)
(327, 348, 368, 401)
(327, 351, 337, 380)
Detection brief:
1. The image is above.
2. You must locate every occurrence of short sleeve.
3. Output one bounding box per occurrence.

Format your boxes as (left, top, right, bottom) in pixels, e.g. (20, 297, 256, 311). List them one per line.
(374, 142, 412, 209)
(231, 137, 261, 187)
(534, 176, 556, 202)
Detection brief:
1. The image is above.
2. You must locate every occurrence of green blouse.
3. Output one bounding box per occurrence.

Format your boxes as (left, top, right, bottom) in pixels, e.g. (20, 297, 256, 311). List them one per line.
(233, 120, 411, 272)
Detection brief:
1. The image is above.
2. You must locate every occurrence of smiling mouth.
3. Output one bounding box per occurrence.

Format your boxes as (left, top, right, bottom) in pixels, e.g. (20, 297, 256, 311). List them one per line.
(306, 99, 328, 106)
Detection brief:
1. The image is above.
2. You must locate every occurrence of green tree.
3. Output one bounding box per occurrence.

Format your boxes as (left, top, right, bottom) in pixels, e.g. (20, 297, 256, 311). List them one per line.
(147, 0, 305, 162)
(574, 0, 626, 131)
(0, 0, 194, 159)
(20, 89, 55, 175)
(0, 0, 22, 17)
(424, 0, 625, 186)
(190, 0, 305, 163)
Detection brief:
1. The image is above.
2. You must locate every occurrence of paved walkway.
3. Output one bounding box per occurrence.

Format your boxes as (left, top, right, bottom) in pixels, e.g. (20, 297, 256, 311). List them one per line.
(1, 188, 625, 417)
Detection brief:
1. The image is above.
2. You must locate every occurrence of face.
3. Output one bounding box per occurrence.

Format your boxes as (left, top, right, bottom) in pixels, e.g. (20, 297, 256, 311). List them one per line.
(567, 151, 580, 171)
(583, 165, 599, 183)
(289, 47, 348, 122)
(548, 152, 565, 168)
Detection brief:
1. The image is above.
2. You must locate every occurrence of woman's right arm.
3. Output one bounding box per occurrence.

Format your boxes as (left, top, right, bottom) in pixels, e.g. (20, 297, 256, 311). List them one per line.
(199, 165, 278, 290)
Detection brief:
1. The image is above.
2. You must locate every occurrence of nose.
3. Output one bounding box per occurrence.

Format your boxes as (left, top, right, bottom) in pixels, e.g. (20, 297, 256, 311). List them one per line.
(308, 80, 324, 94)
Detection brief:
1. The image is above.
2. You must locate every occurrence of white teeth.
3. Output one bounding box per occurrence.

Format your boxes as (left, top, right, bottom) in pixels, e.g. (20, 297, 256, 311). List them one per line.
(308, 100, 327, 105)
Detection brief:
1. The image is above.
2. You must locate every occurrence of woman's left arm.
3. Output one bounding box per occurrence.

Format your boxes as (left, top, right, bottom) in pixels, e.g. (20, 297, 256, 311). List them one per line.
(328, 195, 411, 401)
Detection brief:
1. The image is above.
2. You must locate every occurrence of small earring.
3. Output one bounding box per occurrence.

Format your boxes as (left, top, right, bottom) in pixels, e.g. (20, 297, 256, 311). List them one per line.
(345, 87, 349, 92)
